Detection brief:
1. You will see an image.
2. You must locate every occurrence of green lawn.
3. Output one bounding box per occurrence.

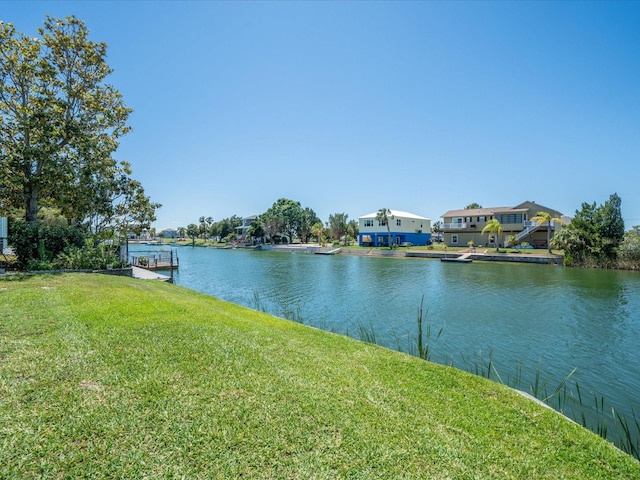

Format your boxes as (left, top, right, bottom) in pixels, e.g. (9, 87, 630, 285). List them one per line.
(1, 273, 637, 478)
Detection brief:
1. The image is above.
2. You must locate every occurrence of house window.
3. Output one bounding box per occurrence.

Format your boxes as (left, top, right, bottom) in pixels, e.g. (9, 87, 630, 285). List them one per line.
(364, 219, 374, 227)
(452, 234, 458, 244)
(496, 214, 523, 224)
(465, 216, 472, 223)
(396, 218, 402, 227)
(378, 220, 387, 227)
(453, 217, 463, 225)
(478, 216, 486, 222)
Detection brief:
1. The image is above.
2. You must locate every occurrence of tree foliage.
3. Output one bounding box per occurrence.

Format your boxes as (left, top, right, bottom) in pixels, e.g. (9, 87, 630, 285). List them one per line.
(376, 208, 393, 247)
(186, 224, 199, 246)
(551, 193, 625, 266)
(328, 213, 349, 242)
(0, 15, 158, 239)
(262, 198, 304, 243)
(298, 207, 319, 244)
(531, 211, 565, 254)
(481, 218, 503, 252)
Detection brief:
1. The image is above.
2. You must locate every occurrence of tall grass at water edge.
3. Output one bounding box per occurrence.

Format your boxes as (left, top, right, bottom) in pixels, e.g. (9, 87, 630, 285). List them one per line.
(255, 290, 640, 460)
(409, 296, 640, 460)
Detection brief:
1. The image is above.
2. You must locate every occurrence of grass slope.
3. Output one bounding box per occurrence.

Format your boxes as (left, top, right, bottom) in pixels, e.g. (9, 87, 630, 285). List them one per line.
(1, 273, 638, 479)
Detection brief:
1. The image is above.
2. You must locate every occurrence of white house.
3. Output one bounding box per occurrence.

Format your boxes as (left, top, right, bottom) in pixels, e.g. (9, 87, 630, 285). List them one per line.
(358, 210, 432, 247)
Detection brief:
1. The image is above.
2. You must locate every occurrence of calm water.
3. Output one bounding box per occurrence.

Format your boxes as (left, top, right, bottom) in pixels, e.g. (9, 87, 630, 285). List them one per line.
(135, 245, 640, 443)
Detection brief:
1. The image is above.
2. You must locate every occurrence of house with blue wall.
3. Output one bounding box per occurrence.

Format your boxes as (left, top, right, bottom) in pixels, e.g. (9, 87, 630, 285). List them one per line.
(358, 210, 431, 247)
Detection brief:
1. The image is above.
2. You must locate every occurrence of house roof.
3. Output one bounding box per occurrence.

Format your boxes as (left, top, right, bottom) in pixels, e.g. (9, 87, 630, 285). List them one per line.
(441, 207, 515, 218)
(441, 201, 562, 219)
(359, 210, 430, 221)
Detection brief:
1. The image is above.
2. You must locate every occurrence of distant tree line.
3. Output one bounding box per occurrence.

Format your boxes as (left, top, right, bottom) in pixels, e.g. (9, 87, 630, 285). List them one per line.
(178, 198, 359, 246)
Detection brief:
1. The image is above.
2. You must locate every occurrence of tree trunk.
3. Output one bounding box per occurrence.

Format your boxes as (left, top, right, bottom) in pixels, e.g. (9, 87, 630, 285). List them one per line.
(24, 183, 39, 224)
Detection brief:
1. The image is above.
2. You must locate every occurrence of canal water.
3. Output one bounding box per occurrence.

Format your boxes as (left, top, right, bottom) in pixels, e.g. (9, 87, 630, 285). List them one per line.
(133, 244, 640, 447)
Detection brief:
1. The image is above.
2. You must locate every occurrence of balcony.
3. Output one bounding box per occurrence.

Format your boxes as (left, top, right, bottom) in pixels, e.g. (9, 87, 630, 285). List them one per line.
(442, 223, 468, 229)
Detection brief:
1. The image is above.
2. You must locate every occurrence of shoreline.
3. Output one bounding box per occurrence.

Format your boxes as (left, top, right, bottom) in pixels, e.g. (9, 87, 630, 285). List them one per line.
(266, 244, 564, 265)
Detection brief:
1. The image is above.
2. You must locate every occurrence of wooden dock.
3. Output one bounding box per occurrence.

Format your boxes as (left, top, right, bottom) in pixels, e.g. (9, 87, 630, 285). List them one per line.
(129, 249, 179, 271)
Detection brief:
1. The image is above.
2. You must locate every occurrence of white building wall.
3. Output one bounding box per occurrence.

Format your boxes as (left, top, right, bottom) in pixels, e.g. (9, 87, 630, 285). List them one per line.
(358, 210, 431, 233)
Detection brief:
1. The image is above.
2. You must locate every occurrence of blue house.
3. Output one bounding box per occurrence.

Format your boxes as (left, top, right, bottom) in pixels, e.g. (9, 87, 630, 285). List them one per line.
(358, 210, 432, 247)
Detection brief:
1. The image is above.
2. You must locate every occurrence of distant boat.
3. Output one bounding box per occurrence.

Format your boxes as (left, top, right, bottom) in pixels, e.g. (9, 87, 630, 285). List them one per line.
(441, 257, 472, 263)
(441, 252, 473, 263)
(315, 248, 341, 255)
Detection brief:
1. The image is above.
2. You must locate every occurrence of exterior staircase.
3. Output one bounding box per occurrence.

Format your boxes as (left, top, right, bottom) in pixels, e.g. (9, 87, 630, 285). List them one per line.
(515, 221, 542, 242)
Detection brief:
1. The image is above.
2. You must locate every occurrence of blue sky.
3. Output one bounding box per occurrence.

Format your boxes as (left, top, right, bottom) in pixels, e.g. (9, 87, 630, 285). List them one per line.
(5, 1, 640, 230)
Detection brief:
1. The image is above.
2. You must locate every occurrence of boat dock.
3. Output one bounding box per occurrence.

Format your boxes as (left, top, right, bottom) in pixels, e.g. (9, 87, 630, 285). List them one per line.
(131, 266, 172, 281)
(129, 249, 179, 271)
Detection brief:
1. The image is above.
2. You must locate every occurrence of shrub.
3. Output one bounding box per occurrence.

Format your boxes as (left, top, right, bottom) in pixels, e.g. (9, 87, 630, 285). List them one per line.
(54, 242, 125, 270)
(617, 232, 640, 269)
(9, 220, 86, 269)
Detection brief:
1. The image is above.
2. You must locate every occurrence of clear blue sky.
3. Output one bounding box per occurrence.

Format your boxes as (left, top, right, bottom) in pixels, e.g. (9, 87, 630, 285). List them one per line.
(5, 1, 640, 230)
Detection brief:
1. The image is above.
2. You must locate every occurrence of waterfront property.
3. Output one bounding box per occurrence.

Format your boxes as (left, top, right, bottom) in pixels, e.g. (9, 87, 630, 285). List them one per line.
(235, 215, 258, 244)
(441, 201, 566, 248)
(160, 228, 178, 239)
(358, 209, 431, 247)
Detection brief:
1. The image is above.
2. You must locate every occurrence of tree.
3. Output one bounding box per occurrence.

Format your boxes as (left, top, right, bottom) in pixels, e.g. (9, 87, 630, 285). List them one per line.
(376, 208, 393, 247)
(186, 224, 199, 246)
(247, 218, 265, 244)
(618, 230, 640, 266)
(311, 221, 325, 246)
(299, 207, 319, 243)
(198, 216, 207, 240)
(555, 193, 625, 266)
(0, 17, 132, 224)
(481, 218, 503, 252)
(262, 198, 304, 244)
(432, 220, 442, 241)
(531, 211, 565, 254)
(347, 219, 359, 242)
(177, 227, 186, 239)
(595, 193, 625, 259)
(328, 213, 349, 242)
(465, 203, 482, 210)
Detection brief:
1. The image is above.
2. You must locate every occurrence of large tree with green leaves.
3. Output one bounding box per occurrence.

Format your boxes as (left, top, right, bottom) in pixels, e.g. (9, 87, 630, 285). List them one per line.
(328, 212, 349, 242)
(262, 198, 304, 244)
(0, 16, 133, 224)
(298, 207, 319, 243)
(551, 193, 625, 266)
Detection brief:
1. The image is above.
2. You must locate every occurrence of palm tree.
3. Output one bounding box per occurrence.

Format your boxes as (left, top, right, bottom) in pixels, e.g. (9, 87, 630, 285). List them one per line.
(376, 208, 393, 248)
(531, 211, 565, 254)
(481, 218, 503, 252)
(311, 221, 325, 246)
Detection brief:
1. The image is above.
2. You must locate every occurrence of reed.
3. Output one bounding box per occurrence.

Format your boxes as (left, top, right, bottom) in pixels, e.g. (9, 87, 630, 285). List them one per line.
(250, 291, 640, 460)
(406, 296, 640, 460)
(415, 294, 444, 361)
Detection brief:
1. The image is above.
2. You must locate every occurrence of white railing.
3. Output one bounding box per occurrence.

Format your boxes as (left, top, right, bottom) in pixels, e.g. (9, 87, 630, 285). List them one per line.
(441, 223, 468, 229)
(516, 221, 541, 241)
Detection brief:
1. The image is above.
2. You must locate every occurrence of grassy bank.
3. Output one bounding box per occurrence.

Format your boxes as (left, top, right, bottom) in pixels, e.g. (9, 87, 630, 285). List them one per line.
(1, 274, 638, 478)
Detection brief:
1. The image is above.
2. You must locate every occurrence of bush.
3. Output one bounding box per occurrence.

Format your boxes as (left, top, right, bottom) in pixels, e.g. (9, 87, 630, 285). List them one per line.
(9, 220, 86, 269)
(617, 233, 640, 269)
(54, 242, 125, 270)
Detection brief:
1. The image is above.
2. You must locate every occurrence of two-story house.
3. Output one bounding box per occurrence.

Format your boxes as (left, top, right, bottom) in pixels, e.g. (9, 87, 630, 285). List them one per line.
(235, 215, 258, 244)
(358, 210, 431, 247)
(440, 201, 565, 248)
